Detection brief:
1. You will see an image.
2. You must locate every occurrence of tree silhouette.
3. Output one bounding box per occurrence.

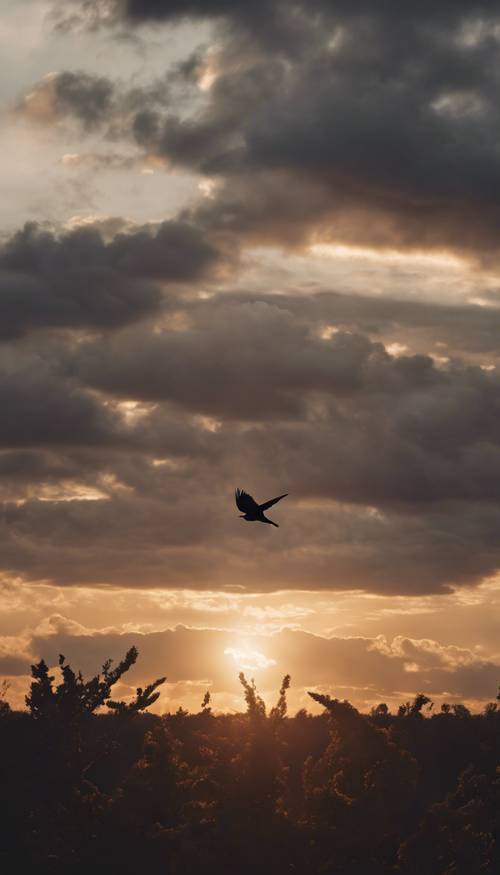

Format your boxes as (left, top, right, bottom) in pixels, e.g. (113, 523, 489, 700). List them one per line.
(25, 646, 153, 719)
(0, 652, 498, 874)
(0, 679, 10, 718)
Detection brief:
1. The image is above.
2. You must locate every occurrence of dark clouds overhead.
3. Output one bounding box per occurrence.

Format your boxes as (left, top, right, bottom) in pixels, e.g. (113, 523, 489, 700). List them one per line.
(41, 2, 500, 259)
(0, 360, 117, 448)
(1, 265, 500, 593)
(53, 70, 114, 129)
(16, 67, 179, 138)
(71, 304, 500, 502)
(3, 490, 500, 594)
(2, 338, 500, 594)
(207, 289, 500, 360)
(2, 0, 500, 604)
(0, 219, 224, 337)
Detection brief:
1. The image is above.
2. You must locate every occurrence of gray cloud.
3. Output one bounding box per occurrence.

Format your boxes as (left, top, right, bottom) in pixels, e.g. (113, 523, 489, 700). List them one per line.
(3, 464, 500, 594)
(16, 63, 201, 147)
(71, 302, 500, 503)
(0, 219, 223, 337)
(53, 70, 114, 129)
(194, 288, 500, 360)
(2, 2, 500, 603)
(1, 288, 500, 593)
(41, 3, 500, 262)
(0, 341, 123, 449)
(54, 1, 500, 261)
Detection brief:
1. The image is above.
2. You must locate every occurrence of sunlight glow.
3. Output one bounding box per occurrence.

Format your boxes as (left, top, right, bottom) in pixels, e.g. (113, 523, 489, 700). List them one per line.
(385, 342, 408, 357)
(32, 482, 108, 502)
(224, 647, 277, 671)
(319, 324, 340, 340)
(197, 48, 220, 91)
(198, 178, 218, 198)
(310, 242, 464, 269)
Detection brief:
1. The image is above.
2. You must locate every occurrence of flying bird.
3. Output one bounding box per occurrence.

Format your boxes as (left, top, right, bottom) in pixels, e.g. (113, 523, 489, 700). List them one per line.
(235, 488, 288, 528)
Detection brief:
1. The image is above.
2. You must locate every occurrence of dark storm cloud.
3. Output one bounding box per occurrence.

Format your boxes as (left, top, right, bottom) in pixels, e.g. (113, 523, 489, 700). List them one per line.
(71, 302, 500, 500)
(51, 0, 296, 37)
(0, 378, 113, 448)
(3, 388, 500, 593)
(0, 449, 108, 502)
(0, 219, 223, 337)
(48, 69, 174, 132)
(54, 1, 496, 35)
(54, 70, 114, 129)
(17, 63, 202, 142)
(0, 400, 225, 504)
(75, 301, 323, 419)
(300, 292, 500, 357)
(2, 277, 500, 592)
(16, 71, 114, 130)
(0, 342, 122, 448)
(4, 1, 500, 599)
(0, 490, 225, 588)
(43, 1, 500, 261)
(53, 0, 500, 260)
(190, 288, 500, 360)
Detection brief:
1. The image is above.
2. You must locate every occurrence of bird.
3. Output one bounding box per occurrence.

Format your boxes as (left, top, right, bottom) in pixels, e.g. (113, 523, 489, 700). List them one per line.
(235, 488, 288, 527)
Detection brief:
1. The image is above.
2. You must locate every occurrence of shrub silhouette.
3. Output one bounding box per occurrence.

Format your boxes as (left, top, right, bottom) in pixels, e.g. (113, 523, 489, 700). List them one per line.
(0, 650, 498, 874)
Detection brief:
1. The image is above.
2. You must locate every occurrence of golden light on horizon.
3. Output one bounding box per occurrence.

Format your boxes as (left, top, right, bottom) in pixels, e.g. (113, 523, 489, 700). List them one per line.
(224, 646, 277, 672)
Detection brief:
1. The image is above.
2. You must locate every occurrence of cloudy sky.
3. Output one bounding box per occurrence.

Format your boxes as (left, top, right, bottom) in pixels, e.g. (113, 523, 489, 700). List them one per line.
(1, 0, 500, 714)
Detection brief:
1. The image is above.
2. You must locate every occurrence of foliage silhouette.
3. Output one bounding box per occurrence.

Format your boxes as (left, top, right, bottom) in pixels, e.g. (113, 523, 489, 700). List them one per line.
(0, 680, 10, 717)
(0, 650, 498, 874)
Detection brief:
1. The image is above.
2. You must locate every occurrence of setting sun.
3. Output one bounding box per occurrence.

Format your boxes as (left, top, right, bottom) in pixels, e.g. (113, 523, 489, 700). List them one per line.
(224, 646, 277, 672)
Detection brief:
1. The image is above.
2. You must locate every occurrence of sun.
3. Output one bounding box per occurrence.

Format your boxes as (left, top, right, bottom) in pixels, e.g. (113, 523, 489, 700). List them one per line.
(224, 646, 277, 672)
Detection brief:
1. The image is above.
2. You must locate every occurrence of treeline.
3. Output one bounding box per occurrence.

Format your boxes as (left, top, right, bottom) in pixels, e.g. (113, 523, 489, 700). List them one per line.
(0, 649, 498, 874)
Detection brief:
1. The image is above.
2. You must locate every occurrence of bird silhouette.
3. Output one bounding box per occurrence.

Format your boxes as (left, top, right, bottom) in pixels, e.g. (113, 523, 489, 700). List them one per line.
(235, 488, 288, 527)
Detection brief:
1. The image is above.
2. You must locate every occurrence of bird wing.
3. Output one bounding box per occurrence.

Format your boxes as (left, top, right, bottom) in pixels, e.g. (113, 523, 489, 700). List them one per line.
(259, 493, 288, 511)
(235, 488, 259, 513)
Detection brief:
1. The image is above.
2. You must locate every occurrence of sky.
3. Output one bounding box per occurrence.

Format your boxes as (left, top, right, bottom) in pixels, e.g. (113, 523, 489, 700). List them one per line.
(1, 0, 500, 714)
